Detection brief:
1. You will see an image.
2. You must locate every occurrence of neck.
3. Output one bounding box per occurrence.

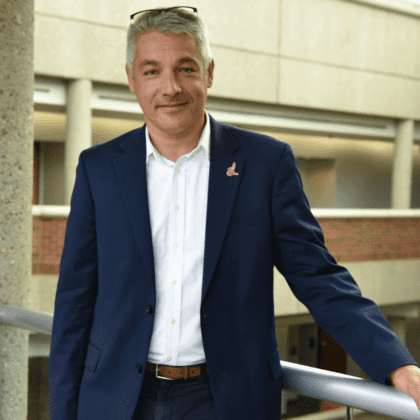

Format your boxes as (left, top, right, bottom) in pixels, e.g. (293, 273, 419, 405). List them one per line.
(147, 114, 206, 162)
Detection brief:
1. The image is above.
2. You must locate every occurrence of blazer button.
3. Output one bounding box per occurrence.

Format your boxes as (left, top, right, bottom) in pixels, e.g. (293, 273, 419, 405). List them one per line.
(136, 364, 143, 373)
(146, 305, 153, 314)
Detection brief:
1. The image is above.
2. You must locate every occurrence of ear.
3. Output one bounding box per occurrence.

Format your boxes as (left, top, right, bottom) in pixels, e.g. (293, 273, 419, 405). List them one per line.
(126, 65, 136, 94)
(206, 59, 215, 89)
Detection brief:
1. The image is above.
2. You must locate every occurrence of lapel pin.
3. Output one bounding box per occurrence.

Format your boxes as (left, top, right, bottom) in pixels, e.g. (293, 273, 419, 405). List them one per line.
(227, 162, 239, 177)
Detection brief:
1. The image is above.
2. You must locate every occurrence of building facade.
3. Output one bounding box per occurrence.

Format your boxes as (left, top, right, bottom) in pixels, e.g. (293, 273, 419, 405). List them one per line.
(27, 0, 420, 418)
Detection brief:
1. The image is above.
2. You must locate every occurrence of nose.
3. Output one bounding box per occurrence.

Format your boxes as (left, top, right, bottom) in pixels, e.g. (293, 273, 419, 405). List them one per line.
(162, 70, 182, 97)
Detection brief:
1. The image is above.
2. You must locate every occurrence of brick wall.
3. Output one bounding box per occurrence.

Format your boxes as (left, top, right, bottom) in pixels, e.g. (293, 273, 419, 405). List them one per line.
(320, 218, 420, 262)
(32, 217, 67, 275)
(32, 216, 420, 275)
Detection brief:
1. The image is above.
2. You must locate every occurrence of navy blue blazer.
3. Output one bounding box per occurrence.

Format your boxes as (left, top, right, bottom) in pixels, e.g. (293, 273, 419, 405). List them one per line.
(49, 114, 416, 420)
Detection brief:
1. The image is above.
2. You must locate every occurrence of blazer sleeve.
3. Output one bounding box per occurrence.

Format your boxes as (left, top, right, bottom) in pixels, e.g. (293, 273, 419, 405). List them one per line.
(271, 143, 417, 383)
(49, 151, 98, 420)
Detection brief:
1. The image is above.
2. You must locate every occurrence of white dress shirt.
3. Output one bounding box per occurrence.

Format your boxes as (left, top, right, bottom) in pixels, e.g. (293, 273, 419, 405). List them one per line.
(145, 112, 210, 366)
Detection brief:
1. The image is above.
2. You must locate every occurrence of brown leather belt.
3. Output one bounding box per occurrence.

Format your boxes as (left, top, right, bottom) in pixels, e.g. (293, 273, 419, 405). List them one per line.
(146, 361, 209, 380)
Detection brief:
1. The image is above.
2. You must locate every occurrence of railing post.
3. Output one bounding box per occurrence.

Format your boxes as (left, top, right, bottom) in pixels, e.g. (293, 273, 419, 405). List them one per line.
(0, 0, 34, 419)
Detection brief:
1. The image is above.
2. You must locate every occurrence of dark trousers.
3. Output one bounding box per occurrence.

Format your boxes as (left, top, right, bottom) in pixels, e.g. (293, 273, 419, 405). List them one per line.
(132, 364, 218, 419)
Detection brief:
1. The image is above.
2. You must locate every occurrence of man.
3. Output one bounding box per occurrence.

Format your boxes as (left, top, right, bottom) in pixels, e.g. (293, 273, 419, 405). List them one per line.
(49, 6, 420, 420)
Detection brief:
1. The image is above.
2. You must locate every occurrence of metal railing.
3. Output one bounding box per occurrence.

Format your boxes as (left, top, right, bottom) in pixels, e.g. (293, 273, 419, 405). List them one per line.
(31, 204, 420, 220)
(1, 303, 419, 419)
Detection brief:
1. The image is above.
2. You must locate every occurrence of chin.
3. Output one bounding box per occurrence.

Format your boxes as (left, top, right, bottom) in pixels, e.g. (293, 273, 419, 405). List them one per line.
(156, 116, 195, 132)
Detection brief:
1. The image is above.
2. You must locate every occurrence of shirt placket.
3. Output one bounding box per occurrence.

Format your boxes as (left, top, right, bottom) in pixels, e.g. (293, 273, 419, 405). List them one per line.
(166, 159, 186, 365)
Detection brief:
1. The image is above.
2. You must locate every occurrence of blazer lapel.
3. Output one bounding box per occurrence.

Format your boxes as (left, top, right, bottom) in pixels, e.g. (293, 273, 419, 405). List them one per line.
(112, 118, 245, 301)
(113, 127, 155, 289)
(202, 115, 246, 302)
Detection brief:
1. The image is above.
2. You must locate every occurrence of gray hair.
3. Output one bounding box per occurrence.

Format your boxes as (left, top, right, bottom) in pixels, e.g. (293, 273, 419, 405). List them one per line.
(126, 8, 213, 74)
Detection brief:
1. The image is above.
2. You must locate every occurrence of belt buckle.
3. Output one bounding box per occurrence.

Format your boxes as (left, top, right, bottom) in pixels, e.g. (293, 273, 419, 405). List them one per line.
(155, 364, 176, 381)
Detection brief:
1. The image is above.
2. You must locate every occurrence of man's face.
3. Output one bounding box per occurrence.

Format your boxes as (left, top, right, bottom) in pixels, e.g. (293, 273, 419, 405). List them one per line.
(126, 30, 214, 137)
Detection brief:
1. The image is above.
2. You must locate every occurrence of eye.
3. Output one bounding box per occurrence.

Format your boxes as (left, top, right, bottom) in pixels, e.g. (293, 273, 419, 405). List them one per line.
(180, 67, 195, 73)
(144, 70, 158, 76)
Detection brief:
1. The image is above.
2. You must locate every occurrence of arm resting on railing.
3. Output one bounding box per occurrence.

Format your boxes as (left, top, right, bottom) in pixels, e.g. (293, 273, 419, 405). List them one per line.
(281, 361, 420, 420)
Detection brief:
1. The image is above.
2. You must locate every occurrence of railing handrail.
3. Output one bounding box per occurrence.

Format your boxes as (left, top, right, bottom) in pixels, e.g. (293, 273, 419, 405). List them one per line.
(282, 361, 420, 419)
(0, 303, 53, 335)
(31, 204, 420, 219)
(1, 303, 419, 419)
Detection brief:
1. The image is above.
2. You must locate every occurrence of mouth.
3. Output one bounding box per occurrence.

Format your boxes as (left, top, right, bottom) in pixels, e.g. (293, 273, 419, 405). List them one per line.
(159, 102, 188, 108)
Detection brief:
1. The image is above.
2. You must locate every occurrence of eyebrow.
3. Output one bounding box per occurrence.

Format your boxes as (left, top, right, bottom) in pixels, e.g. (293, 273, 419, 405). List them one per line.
(139, 60, 159, 68)
(139, 56, 200, 69)
(178, 57, 200, 66)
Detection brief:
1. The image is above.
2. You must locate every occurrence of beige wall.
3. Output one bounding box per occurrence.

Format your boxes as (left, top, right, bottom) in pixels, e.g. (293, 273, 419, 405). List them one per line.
(34, 113, 144, 204)
(42, 142, 65, 205)
(273, 259, 420, 317)
(262, 131, 420, 209)
(34, 0, 420, 119)
(35, 111, 420, 207)
(279, 0, 420, 118)
(407, 319, 420, 363)
(414, 157, 420, 207)
(333, 140, 395, 208)
(32, 259, 420, 319)
(34, 112, 144, 145)
(297, 158, 337, 208)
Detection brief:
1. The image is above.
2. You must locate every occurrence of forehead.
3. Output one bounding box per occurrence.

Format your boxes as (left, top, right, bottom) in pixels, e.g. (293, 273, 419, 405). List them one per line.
(134, 30, 201, 62)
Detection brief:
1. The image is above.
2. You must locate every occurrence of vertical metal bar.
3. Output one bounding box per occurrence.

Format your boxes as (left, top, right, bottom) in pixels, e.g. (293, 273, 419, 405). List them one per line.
(346, 406, 354, 420)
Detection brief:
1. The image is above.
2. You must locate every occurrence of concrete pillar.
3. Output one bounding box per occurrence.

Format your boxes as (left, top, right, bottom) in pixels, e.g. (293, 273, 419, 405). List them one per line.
(0, 0, 34, 419)
(65, 79, 92, 204)
(391, 119, 415, 209)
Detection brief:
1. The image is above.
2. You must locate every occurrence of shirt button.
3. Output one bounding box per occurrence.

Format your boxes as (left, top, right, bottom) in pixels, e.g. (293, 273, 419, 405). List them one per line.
(167, 356, 172, 361)
(176, 168, 181, 174)
(175, 205, 180, 210)
(170, 319, 175, 324)
(174, 243, 178, 247)
(172, 280, 177, 285)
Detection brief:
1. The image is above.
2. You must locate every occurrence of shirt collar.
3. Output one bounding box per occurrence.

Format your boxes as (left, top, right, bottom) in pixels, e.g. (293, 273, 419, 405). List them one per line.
(145, 110, 211, 164)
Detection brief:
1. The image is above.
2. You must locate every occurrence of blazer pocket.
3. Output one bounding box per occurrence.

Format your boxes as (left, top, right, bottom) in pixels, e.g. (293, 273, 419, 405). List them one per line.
(268, 348, 283, 380)
(227, 208, 267, 236)
(84, 342, 101, 374)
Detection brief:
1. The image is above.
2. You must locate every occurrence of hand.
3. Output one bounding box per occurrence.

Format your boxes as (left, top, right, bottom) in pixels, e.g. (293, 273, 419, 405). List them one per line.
(390, 365, 420, 412)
